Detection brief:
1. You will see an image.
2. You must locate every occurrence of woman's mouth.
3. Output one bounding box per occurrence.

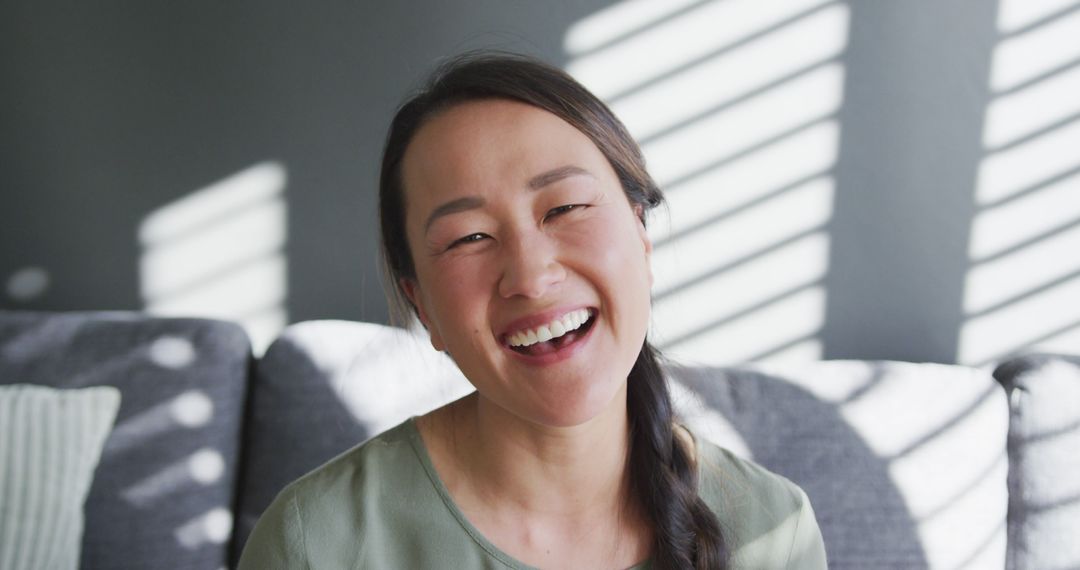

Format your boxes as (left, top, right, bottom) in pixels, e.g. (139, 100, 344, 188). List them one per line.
(504, 308, 596, 357)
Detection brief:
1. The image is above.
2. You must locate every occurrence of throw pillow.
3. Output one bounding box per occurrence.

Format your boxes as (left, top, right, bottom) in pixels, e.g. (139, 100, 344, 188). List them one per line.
(0, 384, 121, 570)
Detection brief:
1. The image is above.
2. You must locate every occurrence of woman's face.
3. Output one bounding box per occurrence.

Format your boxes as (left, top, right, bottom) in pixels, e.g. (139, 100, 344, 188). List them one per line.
(400, 99, 653, 428)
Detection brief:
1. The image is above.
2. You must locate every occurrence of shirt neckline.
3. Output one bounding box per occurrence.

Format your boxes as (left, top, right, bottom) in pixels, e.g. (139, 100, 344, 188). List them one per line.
(401, 416, 653, 570)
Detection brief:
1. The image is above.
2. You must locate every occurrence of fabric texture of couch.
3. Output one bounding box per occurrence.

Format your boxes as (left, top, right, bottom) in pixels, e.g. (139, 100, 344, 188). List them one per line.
(0, 312, 250, 570)
(0, 310, 1077, 569)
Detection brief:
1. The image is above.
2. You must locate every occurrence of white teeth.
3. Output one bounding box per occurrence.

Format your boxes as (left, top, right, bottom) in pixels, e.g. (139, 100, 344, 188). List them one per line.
(507, 308, 592, 348)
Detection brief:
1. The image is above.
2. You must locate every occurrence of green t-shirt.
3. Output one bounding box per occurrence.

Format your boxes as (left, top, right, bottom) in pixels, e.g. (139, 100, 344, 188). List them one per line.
(239, 418, 827, 569)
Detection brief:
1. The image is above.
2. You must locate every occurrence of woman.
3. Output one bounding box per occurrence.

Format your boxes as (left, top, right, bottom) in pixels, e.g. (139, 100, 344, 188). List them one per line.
(239, 52, 827, 569)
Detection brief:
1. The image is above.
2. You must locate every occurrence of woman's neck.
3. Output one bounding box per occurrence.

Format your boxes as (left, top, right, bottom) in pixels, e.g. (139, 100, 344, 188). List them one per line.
(464, 388, 632, 517)
(418, 387, 652, 567)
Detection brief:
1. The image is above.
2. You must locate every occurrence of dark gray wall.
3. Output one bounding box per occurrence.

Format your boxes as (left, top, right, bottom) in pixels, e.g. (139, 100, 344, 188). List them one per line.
(3, 1, 1073, 363)
(824, 0, 998, 362)
(1, 1, 612, 324)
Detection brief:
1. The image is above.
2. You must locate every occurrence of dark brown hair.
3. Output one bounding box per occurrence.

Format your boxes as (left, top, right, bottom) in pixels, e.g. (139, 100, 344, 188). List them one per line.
(377, 51, 725, 569)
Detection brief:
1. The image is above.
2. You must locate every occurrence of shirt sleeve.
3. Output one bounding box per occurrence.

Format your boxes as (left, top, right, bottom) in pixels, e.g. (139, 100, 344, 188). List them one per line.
(237, 487, 310, 570)
(785, 488, 828, 569)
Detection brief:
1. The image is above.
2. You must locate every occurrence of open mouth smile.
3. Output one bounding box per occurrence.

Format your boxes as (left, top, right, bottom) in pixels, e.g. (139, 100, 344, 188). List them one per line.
(502, 308, 597, 360)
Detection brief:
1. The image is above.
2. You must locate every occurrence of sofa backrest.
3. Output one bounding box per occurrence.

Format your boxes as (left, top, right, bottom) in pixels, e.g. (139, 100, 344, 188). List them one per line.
(670, 360, 1009, 568)
(10, 312, 1071, 569)
(0, 311, 250, 570)
(235, 320, 1015, 568)
(233, 320, 473, 565)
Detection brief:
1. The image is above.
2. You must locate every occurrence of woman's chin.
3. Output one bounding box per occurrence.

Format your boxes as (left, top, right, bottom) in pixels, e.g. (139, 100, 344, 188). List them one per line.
(519, 380, 628, 429)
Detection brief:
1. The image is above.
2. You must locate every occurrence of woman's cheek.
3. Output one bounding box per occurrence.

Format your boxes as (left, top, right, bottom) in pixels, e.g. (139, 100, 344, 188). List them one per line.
(571, 217, 639, 267)
(431, 255, 491, 304)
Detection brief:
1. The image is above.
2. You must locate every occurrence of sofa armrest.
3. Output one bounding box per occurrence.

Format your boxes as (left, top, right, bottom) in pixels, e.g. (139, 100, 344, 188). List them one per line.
(993, 353, 1080, 570)
(0, 310, 251, 570)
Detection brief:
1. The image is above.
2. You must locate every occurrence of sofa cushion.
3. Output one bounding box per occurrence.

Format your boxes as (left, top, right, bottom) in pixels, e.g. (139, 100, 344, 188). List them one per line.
(234, 320, 472, 562)
(670, 360, 1010, 569)
(0, 311, 251, 570)
(0, 384, 120, 570)
(235, 319, 1011, 569)
(992, 353, 1080, 570)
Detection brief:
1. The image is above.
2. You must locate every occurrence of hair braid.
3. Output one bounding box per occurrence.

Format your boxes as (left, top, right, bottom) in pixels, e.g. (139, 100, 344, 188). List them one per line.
(628, 342, 725, 569)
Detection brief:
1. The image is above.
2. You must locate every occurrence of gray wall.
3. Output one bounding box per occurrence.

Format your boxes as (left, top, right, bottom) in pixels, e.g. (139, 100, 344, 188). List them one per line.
(824, 1, 996, 362)
(1, 1, 609, 324)
(3, 0, 1077, 364)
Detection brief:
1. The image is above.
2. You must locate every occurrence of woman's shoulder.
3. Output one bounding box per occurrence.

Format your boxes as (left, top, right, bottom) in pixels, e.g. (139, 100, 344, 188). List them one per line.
(694, 437, 803, 507)
(285, 418, 420, 493)
(693, 435, 828, 569)
(238, 419, 448, 569)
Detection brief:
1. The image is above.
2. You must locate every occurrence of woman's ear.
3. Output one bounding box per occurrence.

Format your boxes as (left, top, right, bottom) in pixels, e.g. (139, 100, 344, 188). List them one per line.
(632, 204, 654, 287)
(399, 277, 447, 351)
(633, 204, 653, 255)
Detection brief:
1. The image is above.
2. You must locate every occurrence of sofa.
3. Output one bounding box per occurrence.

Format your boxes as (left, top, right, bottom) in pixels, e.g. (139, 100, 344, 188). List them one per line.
(0, 310, 1077, 569)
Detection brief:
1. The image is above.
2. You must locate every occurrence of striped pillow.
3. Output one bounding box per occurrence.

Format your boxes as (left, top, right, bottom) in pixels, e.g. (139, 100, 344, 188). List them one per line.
(0, 384, 120, 570)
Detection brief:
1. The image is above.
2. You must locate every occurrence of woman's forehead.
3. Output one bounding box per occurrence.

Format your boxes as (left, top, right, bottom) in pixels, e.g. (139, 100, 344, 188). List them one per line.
(400, 99, 607, 200)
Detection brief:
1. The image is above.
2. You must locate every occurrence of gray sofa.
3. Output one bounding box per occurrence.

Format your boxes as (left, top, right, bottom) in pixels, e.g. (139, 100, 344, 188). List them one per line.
(1, 310, 1077, 569)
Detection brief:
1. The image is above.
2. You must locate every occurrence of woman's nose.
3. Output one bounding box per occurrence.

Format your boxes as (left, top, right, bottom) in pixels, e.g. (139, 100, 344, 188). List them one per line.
(498, 231, 566, 299)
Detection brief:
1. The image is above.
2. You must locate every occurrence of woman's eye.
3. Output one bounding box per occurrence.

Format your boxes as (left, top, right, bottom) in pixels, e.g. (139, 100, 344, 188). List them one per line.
(448, 233, 488, 249)
(544, 204, 582, 220)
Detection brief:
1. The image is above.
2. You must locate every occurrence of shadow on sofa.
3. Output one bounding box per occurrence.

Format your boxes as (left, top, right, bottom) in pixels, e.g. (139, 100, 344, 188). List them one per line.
(234, 322, 1006, 568)
(671, 364, 932, 567)
(3, 311, 1078, 569)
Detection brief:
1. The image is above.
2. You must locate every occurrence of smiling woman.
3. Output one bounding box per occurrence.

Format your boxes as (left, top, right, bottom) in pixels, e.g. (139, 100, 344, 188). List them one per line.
(398, 97, 655, 431)
(238, 52, 827, 570)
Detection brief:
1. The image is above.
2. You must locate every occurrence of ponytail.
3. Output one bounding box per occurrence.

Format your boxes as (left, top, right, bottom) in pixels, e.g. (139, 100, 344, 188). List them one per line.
(627, 341, 725, 569)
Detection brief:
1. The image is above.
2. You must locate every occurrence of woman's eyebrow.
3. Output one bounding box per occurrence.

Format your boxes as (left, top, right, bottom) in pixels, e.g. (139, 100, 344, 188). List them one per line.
(527, 165, 593, 190)
(424, 196, 486, 233)
(424, 166, 594, 233)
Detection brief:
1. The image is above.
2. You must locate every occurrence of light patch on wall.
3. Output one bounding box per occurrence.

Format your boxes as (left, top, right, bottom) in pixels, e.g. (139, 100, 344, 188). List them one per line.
(566, 0, 834, 99)
(983, 63, 1080, 149)
(964, 224, 1080, 315)
(997, 0, 1080, 32)
(959, 276, 1080, 364)
(654, 121, 839, 239)
(961, 1, 1080, 364)
(607, 5, 849, 141)
(5, 266, 50, 302)
(652, 180, 834, 296)
(652, 231, 831, 349)
(563, 0, 703, 55)
(990, 7, 1080, 91)
(565, 0, 847, 365)
(968, 171, 1080, 260)
(138, 162, 288, 353)
(666, 286, 828, 364)
(640, 64, 844, 186)
(976, 116, 1080, 205)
